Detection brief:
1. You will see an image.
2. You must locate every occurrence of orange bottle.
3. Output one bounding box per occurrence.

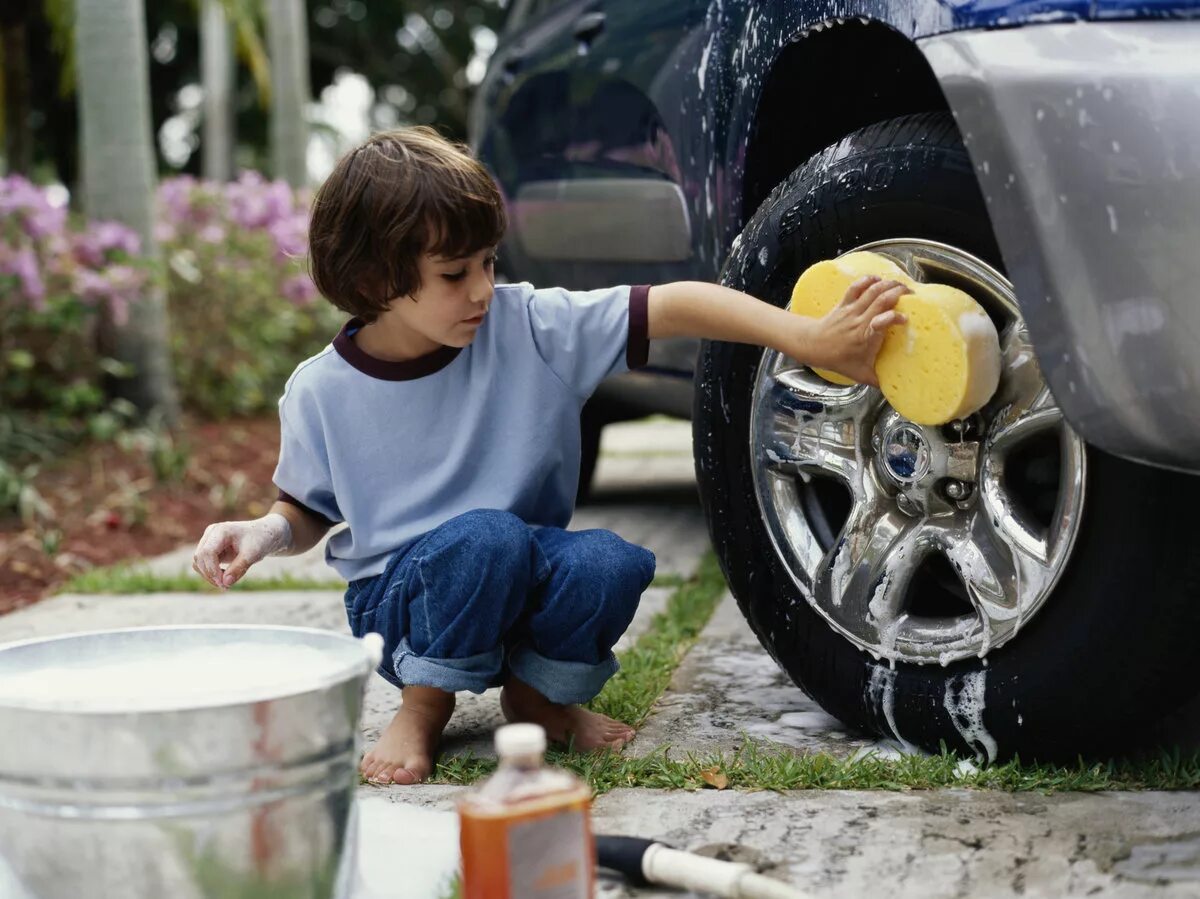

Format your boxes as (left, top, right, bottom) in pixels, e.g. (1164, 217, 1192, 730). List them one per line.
(458, 723, 595, 899)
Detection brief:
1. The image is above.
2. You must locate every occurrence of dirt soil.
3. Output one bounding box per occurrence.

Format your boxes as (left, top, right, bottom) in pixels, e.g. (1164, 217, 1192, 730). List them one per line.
(0, 417, 281, 615)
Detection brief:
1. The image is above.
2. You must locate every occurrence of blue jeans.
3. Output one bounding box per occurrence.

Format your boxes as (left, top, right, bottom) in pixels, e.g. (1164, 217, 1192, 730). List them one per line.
(343, 509, 657, 705)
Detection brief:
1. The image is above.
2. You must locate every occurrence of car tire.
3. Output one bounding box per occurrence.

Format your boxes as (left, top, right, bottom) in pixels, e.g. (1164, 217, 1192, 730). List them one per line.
(694, 112, 1200, 761)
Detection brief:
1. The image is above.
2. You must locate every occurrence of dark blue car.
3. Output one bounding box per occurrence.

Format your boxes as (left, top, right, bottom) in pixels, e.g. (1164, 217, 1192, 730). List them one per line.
(471, 0, 1200, 760)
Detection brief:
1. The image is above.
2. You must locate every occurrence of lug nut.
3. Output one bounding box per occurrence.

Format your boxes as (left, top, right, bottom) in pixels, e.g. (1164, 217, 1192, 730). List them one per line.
(944, 480, 972, 501)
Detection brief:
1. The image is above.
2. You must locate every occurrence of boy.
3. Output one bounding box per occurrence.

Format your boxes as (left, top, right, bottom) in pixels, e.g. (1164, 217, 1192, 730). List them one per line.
(192, 127, 906, 786)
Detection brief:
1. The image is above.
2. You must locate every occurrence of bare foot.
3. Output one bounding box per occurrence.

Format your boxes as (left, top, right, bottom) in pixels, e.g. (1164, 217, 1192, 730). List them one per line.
(500, 677, 635, 751)
(361, 685, 455, 785)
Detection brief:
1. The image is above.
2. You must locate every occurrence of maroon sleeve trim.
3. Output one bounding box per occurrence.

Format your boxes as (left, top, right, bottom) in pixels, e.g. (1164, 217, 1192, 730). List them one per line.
(277, 490, 336, 527)
(627, 284, 650, 370)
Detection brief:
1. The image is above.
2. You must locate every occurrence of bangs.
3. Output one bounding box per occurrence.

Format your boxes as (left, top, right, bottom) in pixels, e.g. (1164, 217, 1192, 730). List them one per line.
(419, 177, 506, 262)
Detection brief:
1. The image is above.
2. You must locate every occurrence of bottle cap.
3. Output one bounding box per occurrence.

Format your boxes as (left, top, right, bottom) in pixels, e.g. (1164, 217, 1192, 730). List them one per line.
(495, 723, 546, 757)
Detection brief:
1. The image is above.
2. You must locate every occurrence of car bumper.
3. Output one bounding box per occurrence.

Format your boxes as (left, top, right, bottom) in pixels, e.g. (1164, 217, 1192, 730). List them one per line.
(921, 21, 1200, 473)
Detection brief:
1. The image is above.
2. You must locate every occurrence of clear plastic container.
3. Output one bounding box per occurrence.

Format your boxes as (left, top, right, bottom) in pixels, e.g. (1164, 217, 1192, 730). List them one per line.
(458, 723, 595, 899)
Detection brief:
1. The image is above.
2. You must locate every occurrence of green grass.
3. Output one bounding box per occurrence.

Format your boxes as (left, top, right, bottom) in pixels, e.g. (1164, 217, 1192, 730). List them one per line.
(59, 564, 346, 595)
(423, 739, 1200, 797)
(585, 551, 726, 727)
(437, 875, 462, 899)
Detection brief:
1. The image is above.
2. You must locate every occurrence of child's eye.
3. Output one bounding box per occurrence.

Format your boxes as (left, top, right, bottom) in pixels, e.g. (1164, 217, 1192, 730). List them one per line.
(442, 270, 466, 282)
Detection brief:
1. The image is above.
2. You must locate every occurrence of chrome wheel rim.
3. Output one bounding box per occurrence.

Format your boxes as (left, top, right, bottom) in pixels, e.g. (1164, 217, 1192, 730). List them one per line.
(750, 239, 1087, 666)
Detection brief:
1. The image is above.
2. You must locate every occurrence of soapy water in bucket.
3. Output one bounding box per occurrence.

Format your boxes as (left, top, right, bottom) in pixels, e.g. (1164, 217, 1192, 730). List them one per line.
(0, 641, 356, 711)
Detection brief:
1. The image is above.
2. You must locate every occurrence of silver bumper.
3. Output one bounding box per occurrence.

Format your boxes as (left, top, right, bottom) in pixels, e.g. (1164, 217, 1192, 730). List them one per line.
(921, 21, 1200, 473)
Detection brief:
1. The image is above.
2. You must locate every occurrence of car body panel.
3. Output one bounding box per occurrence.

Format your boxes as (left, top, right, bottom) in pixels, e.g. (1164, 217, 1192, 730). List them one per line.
(922, 21, 1200, 471)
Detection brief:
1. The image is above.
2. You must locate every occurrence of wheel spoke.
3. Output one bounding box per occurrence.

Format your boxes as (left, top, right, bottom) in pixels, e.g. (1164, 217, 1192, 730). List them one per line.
(942, 507, 1056, 650)
(981, 406, 1065, 564)
(816, 496, 932, 634)
(756, 366, 874, 487)
(996, 322, 1053, 416)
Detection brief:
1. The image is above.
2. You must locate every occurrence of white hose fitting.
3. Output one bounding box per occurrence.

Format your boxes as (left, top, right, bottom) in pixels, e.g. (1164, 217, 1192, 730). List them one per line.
(641, 845, 811, 899)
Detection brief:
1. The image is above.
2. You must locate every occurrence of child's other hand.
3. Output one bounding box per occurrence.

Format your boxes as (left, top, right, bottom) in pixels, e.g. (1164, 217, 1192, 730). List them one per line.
(192, 512, 292, 590)
(804, 276, 908, 386)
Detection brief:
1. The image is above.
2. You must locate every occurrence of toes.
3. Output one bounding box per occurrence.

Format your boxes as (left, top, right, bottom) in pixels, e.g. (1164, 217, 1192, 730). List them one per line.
(391, 767, 427, 785)
(361, 759, 432, 786)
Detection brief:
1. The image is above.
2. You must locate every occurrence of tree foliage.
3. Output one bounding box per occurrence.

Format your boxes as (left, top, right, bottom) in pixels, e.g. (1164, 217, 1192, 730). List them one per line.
(11, 0, 507, 188)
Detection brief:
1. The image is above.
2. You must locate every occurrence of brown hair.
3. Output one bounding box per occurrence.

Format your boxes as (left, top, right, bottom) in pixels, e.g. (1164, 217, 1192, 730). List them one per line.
(307, 127, 506, 323)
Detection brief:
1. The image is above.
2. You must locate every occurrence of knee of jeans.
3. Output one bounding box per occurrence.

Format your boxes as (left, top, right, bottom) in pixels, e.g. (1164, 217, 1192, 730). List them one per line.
(568, 532, 655, 588)
(457, 509, 531, 558)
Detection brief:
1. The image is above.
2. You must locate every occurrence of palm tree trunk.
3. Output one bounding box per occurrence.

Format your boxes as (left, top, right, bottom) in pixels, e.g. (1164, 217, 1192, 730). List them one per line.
(200, 0, 235, 182)
(0, 0, 34, 175)
(75, 0, 179, 422)
(265, 0, 310, 188)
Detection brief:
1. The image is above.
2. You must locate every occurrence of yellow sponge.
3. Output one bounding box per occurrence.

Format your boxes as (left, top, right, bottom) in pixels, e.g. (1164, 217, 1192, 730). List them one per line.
(789, 251, 1001, 426)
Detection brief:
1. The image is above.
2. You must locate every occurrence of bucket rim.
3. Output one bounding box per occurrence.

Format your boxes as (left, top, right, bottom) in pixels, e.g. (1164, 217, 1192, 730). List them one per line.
(0, 624, 373, 714)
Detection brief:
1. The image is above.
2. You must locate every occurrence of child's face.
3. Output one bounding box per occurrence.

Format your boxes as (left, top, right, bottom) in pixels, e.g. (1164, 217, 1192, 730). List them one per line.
(395, 246, 497, 348)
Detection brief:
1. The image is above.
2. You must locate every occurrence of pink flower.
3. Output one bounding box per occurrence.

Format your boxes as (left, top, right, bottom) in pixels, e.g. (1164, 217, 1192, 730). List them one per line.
(72, 268, 113, 305)
(281, 273, 318, 306)
(198, 224, 226, 244)
(74, 221, 141, 267)
(158, 176, 198, 226)
(268, 212, 309, 261)
(226, 172, 295, 230)
(2, 246, 46, 309)
(0, 175, 67, 241)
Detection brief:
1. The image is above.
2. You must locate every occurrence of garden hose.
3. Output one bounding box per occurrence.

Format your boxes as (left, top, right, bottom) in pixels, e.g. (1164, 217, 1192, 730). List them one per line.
(596, 836, 810, 899)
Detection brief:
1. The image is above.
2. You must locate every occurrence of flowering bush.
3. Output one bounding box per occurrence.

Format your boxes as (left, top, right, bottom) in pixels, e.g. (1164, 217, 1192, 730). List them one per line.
(1, 172, 342, 467)
(0, 174, 149, 459)
(157, 172, 341, 418)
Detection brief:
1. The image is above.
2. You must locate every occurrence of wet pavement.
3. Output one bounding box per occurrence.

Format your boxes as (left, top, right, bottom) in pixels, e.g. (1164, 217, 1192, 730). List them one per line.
(3, 418, 1200, 897)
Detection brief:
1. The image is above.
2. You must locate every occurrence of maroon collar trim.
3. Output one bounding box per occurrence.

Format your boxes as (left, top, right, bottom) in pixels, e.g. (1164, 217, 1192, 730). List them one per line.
(332, 318, 462, 381)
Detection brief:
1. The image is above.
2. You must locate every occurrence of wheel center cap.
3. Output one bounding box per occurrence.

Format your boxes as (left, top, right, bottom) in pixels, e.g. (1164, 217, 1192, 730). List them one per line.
(882, 424, 930, 484)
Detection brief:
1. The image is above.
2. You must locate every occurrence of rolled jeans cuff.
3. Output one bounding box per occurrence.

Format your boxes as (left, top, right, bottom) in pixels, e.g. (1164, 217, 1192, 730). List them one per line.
(507, 645, 619, 705)
(392, 637, 502, 695)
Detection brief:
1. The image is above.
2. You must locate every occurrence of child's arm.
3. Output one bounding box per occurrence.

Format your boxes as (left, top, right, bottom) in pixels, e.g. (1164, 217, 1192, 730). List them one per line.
(192, 501, 331, 590)
(647, 277, 907, 387)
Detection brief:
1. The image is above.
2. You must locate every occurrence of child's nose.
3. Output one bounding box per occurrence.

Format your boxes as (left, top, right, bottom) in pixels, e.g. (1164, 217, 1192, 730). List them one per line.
(470, 275, 493, 306)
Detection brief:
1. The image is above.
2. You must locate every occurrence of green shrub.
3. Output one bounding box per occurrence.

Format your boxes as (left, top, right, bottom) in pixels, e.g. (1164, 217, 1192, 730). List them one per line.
(158, 174, 342, 418)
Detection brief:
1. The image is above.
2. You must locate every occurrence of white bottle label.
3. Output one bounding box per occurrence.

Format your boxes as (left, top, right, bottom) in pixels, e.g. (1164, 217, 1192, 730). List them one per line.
(507, 807, 589, 899)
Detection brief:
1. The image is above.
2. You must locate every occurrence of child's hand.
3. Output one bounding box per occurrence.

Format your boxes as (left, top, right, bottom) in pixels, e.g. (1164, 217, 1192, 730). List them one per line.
(803, 276, 909, 386)
(192, 512, 292, 590)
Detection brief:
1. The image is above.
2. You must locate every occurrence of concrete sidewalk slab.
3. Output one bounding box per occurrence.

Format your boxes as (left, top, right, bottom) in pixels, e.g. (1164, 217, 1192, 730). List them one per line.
(631, 591, 874, 760)
(588, 787, 1200, 898)
(352, 784, 1200, 897)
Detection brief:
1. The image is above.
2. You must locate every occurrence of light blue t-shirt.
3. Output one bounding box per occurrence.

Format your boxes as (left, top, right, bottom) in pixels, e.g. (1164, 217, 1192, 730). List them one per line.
(272, 281, 650, 582)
